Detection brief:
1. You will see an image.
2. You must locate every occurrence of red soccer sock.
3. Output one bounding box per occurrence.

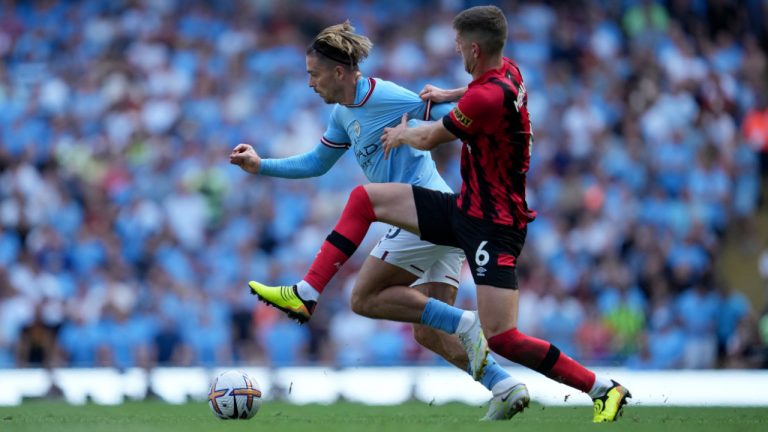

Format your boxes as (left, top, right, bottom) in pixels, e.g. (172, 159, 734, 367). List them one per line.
(303, 185, 377, 294)
(487, 327, 595, 393)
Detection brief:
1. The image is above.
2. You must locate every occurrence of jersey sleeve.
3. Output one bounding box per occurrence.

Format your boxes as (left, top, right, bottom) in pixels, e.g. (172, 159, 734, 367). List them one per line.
(259, 142, 346, 178)
(441, 86, 497, 141)
(321, 106, 351, 149)
(427, 101, 453, 121)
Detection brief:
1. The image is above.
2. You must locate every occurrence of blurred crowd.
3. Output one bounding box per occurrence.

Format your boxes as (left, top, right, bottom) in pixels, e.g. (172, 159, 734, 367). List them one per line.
(1, 0, 768, 371)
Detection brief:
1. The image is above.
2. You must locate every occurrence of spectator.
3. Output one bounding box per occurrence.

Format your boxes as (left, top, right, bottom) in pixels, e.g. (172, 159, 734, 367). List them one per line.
(716, 283, 752, 362)
(742, 95, 768, 203)
(575, 300, 614, 364)
(677, 284, 719, 368)
(15, 302, 62, 367)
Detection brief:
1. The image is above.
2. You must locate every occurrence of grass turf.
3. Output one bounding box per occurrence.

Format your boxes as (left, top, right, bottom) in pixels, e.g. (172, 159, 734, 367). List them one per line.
(1, 400, 766, 432)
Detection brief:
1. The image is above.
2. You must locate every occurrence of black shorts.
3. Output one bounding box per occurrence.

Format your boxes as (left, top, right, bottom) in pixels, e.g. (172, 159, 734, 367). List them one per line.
(412, 185, 526, 289)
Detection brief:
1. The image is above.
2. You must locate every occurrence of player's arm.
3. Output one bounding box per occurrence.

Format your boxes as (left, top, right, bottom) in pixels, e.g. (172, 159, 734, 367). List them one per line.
(384, 86, 492, 158)
(381, 113, 457, 159)
(229, 142, 345, 178)
(418, 87, 462, 123)
(427, 101, 454, 120)
(419, 84, 467, 103)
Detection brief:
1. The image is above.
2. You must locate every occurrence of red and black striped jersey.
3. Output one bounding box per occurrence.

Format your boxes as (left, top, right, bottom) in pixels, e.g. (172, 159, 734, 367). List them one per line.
(442, 57, 537, 229)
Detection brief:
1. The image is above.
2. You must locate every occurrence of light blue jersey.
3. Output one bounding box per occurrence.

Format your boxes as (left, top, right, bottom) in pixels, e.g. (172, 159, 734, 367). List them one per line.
(259, 77, 453, 193)
(321, 77, 452, 191)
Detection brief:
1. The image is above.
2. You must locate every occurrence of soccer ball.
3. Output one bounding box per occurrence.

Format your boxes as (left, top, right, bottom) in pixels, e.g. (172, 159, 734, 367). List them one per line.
(207, 370, 262, 420)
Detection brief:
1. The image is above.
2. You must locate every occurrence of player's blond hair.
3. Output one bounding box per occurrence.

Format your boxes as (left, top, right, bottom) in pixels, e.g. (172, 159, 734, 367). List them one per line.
(308, 21, 373, 69)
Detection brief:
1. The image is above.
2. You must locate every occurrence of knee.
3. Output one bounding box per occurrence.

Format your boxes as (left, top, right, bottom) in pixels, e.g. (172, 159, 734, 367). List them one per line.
(349, 184, 367, 201)
(349, 291, 372, 317)
(349, 185, 373, 212)
(482, 323, 508, 339)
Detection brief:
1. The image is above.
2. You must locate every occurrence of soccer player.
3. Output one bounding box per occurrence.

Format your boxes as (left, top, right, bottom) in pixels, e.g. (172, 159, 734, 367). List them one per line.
(249, 7, 632, 423)
(230, 22, 528, 420)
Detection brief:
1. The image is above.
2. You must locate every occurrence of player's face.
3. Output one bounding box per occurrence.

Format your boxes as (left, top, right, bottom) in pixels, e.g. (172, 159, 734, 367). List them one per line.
(455, 33, 477, 74)
(306, 55, 342, 104)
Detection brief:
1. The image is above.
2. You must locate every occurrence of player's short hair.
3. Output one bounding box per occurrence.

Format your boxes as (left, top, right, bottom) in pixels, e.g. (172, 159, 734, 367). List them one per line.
(307, 21, 373, 69)
(452, 5, 507, 56)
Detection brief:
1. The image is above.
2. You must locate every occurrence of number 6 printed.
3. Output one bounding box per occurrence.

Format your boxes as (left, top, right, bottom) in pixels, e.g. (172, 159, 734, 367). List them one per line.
(475, 240, 490, 266)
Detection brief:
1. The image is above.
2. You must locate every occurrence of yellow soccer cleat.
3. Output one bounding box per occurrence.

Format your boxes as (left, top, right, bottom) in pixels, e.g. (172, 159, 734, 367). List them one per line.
(248, 281, 316, 324)
(592, 380, 631, 423)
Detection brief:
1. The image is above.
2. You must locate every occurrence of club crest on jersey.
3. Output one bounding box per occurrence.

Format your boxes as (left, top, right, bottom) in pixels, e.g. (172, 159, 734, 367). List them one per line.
(452, 106, 472, 127)
(347, 120, 362, 147)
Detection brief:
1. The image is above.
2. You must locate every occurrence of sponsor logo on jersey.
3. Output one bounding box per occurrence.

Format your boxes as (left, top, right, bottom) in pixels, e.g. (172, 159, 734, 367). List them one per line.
(452, 106, 473, 127)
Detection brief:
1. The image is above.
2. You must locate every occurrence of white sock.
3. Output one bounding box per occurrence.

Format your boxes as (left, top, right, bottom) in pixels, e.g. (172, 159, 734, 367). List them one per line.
(588, 376, 614, 399)
(455, 311, 477, 334)
(296, 280, 320, 302)
(491, 377, 525, 397)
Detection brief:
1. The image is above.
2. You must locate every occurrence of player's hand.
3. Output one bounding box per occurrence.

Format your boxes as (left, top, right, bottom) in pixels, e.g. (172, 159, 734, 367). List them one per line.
(381, 113, 408, 160)
(229, 143, 261, 174)
(419, 84, 451, 103)
(419, 84, 467, 103)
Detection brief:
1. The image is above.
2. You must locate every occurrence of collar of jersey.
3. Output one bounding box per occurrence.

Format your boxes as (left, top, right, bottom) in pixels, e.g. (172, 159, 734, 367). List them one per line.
(469, 57, 511, 87)
(343, 77, 376, 108)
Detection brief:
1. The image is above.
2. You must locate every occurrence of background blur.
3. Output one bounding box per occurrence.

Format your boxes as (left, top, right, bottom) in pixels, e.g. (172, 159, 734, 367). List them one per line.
(1, 0, 767, 373)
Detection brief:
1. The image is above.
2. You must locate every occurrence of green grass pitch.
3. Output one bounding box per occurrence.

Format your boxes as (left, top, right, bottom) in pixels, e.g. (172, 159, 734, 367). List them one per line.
(1, 400, 766, 432)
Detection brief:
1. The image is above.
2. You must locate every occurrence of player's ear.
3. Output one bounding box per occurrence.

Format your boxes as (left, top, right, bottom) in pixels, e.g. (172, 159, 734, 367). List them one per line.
(471, 42, 480, 60)
(334, 65, 346, 80)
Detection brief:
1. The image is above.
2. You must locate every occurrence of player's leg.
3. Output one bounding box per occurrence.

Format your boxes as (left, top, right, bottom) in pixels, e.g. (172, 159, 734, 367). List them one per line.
(477, 287, 597, 395)
(410, 282, 465, 368)
(298, 183, 423, 298)
(476, 284, 630, 421)
(363, 230, 526, 418)
(347, 258, 466, 366)
(352, 230, 465, 336)
(348, 253, 485, 374)
(458, 214, 591, 390)
(250, 184, 489, 377)
(248, 183, 413, 322)
(351, 249, 526, 420)
(348, 256, 426, 323)
(249, 182, 431, 315)
(459, 218, 630, 422)
(406, 245, 490, 373)
(248, 183, 422, 323)
(348, 233, 468, 366)
(411, 280, 529, 421)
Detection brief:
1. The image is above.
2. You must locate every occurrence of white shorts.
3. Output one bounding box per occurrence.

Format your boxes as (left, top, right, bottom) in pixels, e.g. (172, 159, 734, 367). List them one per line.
(369, 226, 465, 288)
